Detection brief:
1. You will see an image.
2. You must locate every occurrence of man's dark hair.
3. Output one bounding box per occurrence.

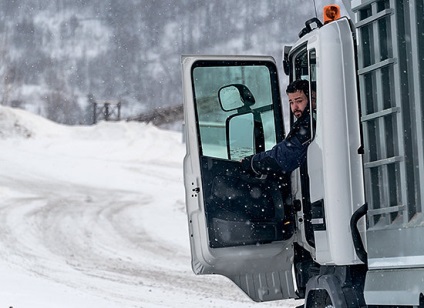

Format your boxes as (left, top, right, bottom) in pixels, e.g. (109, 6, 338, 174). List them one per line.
(286, 79, 309, 98)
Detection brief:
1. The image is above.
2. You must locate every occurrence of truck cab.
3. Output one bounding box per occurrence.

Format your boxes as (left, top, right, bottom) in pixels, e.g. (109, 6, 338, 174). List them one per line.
(182, 13, 366, 306)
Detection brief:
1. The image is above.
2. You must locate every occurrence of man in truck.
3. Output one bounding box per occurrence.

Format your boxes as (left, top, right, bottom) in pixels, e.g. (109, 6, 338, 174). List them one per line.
(241, 79, 313, 176)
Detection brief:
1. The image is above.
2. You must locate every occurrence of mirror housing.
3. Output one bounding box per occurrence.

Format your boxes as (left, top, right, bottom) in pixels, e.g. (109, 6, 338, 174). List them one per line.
(218, 84, 255, 111)
(283, 45, 292, 76)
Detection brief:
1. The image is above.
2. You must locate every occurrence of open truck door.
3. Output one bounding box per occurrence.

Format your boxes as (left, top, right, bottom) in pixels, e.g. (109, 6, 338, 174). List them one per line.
(181, 56, 296, 302)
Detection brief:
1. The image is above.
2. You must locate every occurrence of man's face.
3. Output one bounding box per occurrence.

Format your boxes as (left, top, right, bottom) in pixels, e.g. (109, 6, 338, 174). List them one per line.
(288, 90, 308, 118)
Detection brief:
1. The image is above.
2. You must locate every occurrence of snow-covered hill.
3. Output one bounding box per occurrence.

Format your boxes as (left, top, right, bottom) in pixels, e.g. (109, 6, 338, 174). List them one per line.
(0, 106, 301, 307)
(0, 0, 346, 125)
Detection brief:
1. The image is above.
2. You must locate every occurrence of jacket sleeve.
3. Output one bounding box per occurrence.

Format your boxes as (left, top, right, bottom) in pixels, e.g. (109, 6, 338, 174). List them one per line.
(250, 130, 310, 175)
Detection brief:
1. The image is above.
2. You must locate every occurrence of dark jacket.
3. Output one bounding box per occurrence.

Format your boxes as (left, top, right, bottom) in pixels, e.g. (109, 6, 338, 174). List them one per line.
(247, 112, 312, 175)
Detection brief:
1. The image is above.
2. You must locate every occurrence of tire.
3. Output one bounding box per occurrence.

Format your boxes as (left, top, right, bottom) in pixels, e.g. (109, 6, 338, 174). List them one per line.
(306, 289, 334, 308)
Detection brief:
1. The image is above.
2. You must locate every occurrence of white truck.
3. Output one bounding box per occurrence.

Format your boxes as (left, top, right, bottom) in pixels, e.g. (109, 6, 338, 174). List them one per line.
(181, 1, 424, 307)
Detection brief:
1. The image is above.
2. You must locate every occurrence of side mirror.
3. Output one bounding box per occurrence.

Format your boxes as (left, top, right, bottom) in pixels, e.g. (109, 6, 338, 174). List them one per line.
(227, 113, 255, 160)
(218, 84, 255, 112)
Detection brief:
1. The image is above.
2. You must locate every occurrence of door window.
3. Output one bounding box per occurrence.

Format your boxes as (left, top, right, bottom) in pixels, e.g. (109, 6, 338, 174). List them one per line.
(192, 61, 284, 161)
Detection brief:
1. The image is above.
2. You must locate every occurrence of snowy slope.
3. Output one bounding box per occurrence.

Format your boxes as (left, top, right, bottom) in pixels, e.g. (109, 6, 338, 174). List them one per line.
(0, 106, 300, 307)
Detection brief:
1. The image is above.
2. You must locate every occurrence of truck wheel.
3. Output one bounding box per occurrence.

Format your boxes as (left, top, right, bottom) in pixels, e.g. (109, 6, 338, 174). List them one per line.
(306, 289, 334, 308)
(304, 265, 367, 307)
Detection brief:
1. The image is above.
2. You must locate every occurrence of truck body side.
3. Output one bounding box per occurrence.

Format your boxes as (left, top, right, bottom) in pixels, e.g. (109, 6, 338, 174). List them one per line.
(343, 0, 424, 305)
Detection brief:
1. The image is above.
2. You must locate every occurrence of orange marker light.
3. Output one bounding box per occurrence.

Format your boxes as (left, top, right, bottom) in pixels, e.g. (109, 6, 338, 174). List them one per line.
(323, 4, 341, 24)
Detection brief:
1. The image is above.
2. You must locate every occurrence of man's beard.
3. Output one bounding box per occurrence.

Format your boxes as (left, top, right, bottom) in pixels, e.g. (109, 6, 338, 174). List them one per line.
(293, 110, 303, 118)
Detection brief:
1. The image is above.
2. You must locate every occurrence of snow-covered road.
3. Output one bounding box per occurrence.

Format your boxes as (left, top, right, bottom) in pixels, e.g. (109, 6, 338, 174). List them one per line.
(0, 106, 299, 307)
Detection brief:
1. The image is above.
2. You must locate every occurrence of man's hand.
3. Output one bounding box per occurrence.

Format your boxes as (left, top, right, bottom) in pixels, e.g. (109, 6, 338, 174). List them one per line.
(240, 155, 261, 177)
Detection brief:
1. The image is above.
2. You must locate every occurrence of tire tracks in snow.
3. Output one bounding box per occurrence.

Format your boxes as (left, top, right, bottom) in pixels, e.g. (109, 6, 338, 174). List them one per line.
(0, 181, 282, 306)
